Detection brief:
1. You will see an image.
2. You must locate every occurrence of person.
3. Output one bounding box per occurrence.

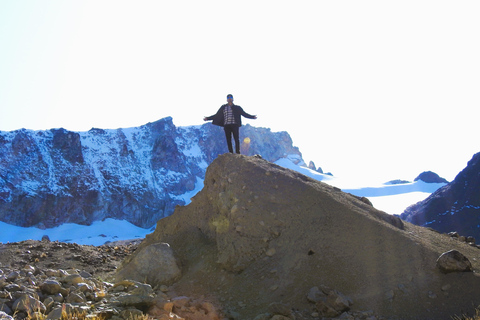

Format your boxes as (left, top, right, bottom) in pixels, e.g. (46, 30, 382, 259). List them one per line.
(204, 94, 257, 154)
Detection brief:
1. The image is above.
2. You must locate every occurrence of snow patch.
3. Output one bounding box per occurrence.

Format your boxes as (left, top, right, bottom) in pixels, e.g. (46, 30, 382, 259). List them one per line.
(0, 218, 152, 246)
(170, 177, 204, 205)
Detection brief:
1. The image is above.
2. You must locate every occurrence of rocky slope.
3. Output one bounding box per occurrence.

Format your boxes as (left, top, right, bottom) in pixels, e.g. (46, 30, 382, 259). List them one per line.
(0, 239, 228, 320)
(0, 118, 301, 229)
(117, 154, 480, 319)
(401, 152, 480, 239)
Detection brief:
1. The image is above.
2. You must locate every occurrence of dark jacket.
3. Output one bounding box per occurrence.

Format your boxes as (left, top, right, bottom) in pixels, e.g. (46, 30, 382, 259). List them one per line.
(205, 104, 256, 127)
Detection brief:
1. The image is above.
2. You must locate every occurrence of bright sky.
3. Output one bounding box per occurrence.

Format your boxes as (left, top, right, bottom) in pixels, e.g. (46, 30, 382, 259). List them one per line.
(1, 1, 479, 183)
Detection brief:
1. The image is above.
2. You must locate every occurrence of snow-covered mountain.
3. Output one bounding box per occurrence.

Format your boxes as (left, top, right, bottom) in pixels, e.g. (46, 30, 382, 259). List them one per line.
(0, 117, 302, 229)
(0, 117, 453, 245)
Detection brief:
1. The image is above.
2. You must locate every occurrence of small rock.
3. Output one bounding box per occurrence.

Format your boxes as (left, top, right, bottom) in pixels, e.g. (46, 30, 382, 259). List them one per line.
(120, 308, 143, 319)
(6, 272, 19, 281)
(46, 304, 76, 320)
(266, 248, 276, 257)
(63, 274, 84, 285)
(23, 265, 35, 273)
(12, 294, 46, 314)
(327, 290, 352, 313)
(441, 284, 451, 291)
(385, 290, 395, 301)
(66, 292, 85, 303)
(4, 284, 21, 292)
(307, 286, 326, 303)
(317, 300, 340, 318)
(41, 279, 63, 295)
(79, 271, 92, 278)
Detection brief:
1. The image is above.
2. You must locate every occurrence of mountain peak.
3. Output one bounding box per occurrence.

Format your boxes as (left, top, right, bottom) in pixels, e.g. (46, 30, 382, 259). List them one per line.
(414, 171, 448, 184)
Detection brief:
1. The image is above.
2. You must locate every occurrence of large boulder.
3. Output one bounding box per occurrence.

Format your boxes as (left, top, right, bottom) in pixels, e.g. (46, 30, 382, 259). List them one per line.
(436, 250, 472, 274)
(116, 243, 181, 286)
(119, 154, 480, 319)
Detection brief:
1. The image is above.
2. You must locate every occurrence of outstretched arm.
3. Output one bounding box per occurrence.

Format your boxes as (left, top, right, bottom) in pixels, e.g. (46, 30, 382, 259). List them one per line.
(241, 109, 257, 120)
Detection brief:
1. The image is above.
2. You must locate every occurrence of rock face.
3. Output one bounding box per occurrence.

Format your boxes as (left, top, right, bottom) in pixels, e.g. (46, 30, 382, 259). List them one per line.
(0, 117, 302, 228)
(118, 154, 480, 319)
(401, 152, 480, 238)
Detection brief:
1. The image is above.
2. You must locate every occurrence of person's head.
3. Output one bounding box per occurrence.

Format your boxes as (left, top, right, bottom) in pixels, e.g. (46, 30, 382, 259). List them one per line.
(226, 94, 234, 104)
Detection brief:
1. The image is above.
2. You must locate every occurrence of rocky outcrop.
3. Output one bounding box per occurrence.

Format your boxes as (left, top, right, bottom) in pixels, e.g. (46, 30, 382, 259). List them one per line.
(401, 152, 480, 238)
(414, 171, 449, 184)
(0, 118, 302, 228)
(118, 154, 480, 319)
(308, 161, 323, 174)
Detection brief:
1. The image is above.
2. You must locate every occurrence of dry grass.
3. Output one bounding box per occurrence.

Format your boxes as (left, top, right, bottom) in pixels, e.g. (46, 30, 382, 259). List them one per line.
(453, 308, 480, 320)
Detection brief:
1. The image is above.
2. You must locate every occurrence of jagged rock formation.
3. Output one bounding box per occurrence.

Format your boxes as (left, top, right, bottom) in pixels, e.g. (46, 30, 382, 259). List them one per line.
(307, 160, 323, 174)
(0, 117, 302, 229)
(401, 152, 480, 238)
(118, 154, 480, 319)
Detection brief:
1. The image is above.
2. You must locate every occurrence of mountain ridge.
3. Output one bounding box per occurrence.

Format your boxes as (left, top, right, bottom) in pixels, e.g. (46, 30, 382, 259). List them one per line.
(0, 117, 302, 229)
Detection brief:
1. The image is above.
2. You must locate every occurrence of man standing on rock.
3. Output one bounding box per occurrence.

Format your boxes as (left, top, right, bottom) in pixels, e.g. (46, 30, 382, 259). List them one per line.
(204, 94, 257, 154)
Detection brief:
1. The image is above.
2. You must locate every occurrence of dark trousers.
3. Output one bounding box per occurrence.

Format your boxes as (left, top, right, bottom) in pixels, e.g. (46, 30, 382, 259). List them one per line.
(224, 125, 240, 154)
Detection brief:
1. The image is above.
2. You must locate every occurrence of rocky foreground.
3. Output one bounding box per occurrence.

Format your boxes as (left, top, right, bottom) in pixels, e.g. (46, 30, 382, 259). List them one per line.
(0, 239, 381, 320)
(0, 239, 232, 320)
(3, 154, 480, 320)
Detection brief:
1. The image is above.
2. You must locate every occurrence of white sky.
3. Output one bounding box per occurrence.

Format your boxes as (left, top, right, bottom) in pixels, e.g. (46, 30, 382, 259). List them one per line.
(1, 1, 479, 183)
